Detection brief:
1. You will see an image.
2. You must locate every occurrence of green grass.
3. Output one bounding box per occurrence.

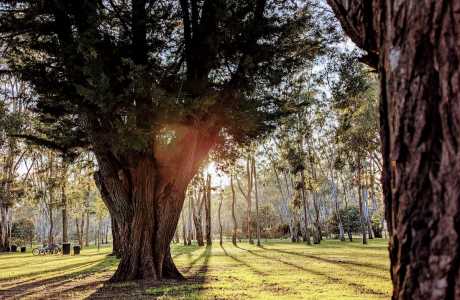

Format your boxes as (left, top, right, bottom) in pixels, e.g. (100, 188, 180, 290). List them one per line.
(0, 239, 391, 299)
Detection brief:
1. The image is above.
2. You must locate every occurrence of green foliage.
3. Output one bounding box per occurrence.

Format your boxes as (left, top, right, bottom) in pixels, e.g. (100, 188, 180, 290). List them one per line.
(11, 218, 35, 246)
(329, 206, 362, 234)
(0, 0, 339, 157)
(371, 214, 383, 238)
(329, 52, 380, 169)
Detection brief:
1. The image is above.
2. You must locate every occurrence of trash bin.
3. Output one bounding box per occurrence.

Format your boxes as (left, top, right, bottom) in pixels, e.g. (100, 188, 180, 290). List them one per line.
(73, 245, 81, 255)
(20, 247, 26, 253)
(62, 243, 71, 255)
(10, 245, 17, 252)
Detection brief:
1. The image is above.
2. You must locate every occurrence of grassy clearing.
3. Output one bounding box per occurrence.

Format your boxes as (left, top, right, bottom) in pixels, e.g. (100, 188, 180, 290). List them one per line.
(0, 239, 391, 299)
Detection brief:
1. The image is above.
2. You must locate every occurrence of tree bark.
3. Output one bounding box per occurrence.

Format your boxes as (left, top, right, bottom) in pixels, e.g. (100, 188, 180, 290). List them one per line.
(357, 164, 368, 245)
(205, 174, 212, 246)
(312, 192, 321, 244)
(93, 125, 216, 282)
(230, 174, 238, 246)
(300, 171, 311, 245)
(61, 180, 68, 244)
(252, 157, 261, 246)
(191, 188, 205, 246)
(181, 211, 187, 246)
(218, 190, 223, 246)
(85, 208, 90, 247)
(0, 205, 11, 251)
(48, 207, 54, 245)
(327, 1, 460, 298)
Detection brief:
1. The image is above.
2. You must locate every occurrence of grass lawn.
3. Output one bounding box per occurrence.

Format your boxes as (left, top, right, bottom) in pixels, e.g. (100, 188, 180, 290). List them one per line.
(0, 239, 391, 299)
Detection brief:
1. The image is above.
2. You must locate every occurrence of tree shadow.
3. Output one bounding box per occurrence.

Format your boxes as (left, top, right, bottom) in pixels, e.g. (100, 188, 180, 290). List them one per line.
(172, 244, 201, 259)
(85, 246, 212, 299)
(260, 246, 388, 272)
(220, 244, 267, 276)
(237, 245, 388, 296)
(0, 255, 117, 299)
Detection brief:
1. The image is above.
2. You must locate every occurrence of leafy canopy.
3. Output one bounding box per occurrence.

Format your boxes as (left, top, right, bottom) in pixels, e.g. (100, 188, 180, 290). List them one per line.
(0, 0, 335, 157)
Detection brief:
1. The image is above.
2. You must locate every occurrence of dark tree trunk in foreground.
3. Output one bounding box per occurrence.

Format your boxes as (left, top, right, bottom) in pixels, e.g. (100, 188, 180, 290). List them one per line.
(94, 126, 216, 282)
(328, 1, 460, 298)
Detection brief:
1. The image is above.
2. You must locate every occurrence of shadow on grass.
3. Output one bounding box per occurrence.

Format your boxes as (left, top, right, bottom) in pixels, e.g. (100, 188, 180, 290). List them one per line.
(237, 245, 387, 297)
(221, 244, 267, 276)
(0, 255, 117, 299)
(86, 246, 211, 299)
(172, 244, 201, 259)
(260, 246, 388, 272)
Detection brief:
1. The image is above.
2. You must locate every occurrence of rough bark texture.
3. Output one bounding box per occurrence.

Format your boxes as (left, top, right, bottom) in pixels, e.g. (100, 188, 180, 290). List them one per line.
(94, 124, 216, 282)
(327, 0, 460, 298)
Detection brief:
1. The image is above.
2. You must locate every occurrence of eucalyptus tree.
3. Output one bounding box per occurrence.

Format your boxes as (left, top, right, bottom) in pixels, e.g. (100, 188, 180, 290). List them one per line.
(0, 0, 331, 281)
(0, 75, 31, 251)
(330, 52, 379, 244)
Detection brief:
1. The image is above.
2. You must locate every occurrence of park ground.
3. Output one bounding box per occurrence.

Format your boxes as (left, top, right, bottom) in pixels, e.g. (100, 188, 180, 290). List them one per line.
(0, 239, 391, 299)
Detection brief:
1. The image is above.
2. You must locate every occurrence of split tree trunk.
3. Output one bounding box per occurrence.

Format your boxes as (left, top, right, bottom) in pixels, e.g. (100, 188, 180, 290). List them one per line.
(327, 1, 460, 298)
(97, 157, 189, 282)
(93, 125, 216, 282)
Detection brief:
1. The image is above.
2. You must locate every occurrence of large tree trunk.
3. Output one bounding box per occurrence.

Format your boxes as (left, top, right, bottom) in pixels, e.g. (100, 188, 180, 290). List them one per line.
(328, 1, 460, 298)
(98, 157, 188, 282)
(93, 125, 216, 282)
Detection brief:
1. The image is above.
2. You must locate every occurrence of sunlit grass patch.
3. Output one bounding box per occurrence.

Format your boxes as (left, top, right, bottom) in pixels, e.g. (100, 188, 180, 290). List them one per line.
(0, 239, 391, 299)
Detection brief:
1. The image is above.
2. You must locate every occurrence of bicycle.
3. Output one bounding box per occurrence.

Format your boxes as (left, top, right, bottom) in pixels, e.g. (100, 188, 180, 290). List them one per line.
(32, 244, 62, 256)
